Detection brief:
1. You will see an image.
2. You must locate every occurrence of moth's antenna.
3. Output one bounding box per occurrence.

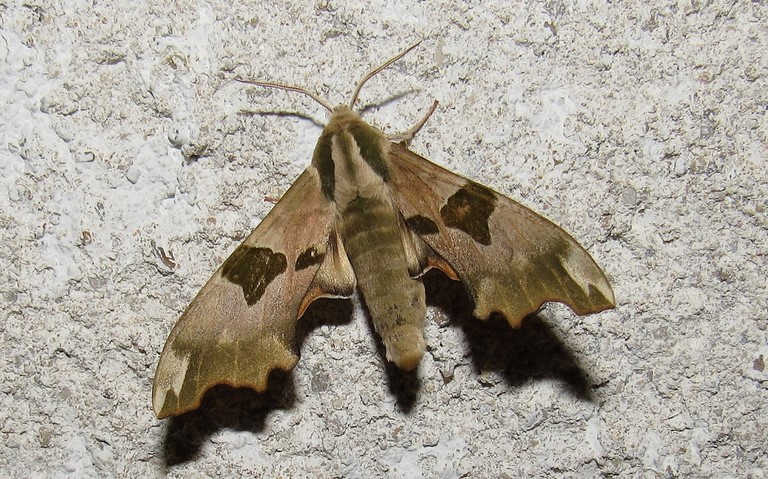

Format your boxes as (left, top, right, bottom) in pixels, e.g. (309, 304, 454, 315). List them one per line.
(349, 41, 422, 109)
(235, 79, 334, 113)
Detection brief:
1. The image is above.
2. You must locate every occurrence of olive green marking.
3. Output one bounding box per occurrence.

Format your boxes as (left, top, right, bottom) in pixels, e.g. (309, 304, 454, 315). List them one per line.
(406, 214, 439, 236)
(335, 132, 357, 175)
(295, 245, 325, 271)
(221, 245, 287, 305)
(349, 123, 390, 181)
(312, 134, 335, 200)
(440, 182, 497, 246)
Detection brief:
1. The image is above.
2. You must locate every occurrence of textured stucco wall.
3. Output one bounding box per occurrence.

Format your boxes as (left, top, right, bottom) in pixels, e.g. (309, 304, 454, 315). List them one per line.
(1, 1, 766, 477)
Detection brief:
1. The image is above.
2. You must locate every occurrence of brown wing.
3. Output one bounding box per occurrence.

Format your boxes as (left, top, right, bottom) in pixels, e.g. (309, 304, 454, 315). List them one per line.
(387, 142, 615, 327)
(152, 166, 354, 418)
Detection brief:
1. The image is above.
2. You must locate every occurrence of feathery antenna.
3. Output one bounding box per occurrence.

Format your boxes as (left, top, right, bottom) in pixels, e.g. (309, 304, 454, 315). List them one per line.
(349, 41, 422, 109)
(236, 41, 422, 113)
(235, 79, 334, 113)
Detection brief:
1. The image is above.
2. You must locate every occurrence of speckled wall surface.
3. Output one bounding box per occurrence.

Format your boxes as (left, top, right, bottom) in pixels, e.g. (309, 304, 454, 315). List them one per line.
(1, 1, 766, 477)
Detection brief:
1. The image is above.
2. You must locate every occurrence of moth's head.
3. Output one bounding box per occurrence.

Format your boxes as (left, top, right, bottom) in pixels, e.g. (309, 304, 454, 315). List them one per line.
(323, 105, 363, 134)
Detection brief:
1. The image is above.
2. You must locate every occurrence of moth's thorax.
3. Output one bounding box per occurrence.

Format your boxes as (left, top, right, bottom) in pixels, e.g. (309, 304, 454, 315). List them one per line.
(311, 106, 393, 210)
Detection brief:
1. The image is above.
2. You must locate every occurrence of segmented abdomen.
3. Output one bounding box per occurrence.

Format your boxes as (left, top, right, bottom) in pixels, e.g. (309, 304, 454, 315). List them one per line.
(339, 196, 426, 370)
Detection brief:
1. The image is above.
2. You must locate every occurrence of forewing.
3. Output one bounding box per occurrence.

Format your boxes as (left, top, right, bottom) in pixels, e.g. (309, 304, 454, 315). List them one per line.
(387, 142, 615, 326)
(152, 166, 353, 418)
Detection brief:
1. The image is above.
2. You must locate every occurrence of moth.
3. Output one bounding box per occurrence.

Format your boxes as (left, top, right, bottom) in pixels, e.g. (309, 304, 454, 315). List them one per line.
(152, 44, 615, 418)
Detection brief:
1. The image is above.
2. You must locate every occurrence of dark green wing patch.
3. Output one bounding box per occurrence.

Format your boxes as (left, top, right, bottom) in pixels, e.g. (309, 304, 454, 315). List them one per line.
(440, 182, 497, 246)
(295, 245, 326, 271)
(221, 245, 287, 305)
(312, 134, 335, 200)
(349, 123, 390, 181)
(405, 214, 439, 236)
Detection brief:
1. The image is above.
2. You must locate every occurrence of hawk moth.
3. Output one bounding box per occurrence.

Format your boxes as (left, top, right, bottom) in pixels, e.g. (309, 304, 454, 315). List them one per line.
(152, 44, 615, 418)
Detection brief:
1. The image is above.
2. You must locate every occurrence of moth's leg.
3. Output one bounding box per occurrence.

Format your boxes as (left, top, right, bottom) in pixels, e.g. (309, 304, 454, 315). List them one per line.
(388, 100, 439, 144)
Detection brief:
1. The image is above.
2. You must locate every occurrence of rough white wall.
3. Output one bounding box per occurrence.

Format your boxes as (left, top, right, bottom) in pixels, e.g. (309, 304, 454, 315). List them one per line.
(1, 0, 766, 477)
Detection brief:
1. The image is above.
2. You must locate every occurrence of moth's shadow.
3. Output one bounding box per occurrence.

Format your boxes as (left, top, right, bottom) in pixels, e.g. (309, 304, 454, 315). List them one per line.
(238, 89, 418, 129)
(239, 110, 325, 128)
(368, 330, 421, 413)
(423, 270, 595, 401)
(161, 373, 294, 466)
(161, 298, 353, 467)
(357, 90, 415, 117)
(162, 275, 595, 465)
(366, 270, 595, 414)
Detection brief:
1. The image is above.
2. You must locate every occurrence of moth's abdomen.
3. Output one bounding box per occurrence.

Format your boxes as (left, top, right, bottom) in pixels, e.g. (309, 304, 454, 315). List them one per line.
(340, 196, 427, 370)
